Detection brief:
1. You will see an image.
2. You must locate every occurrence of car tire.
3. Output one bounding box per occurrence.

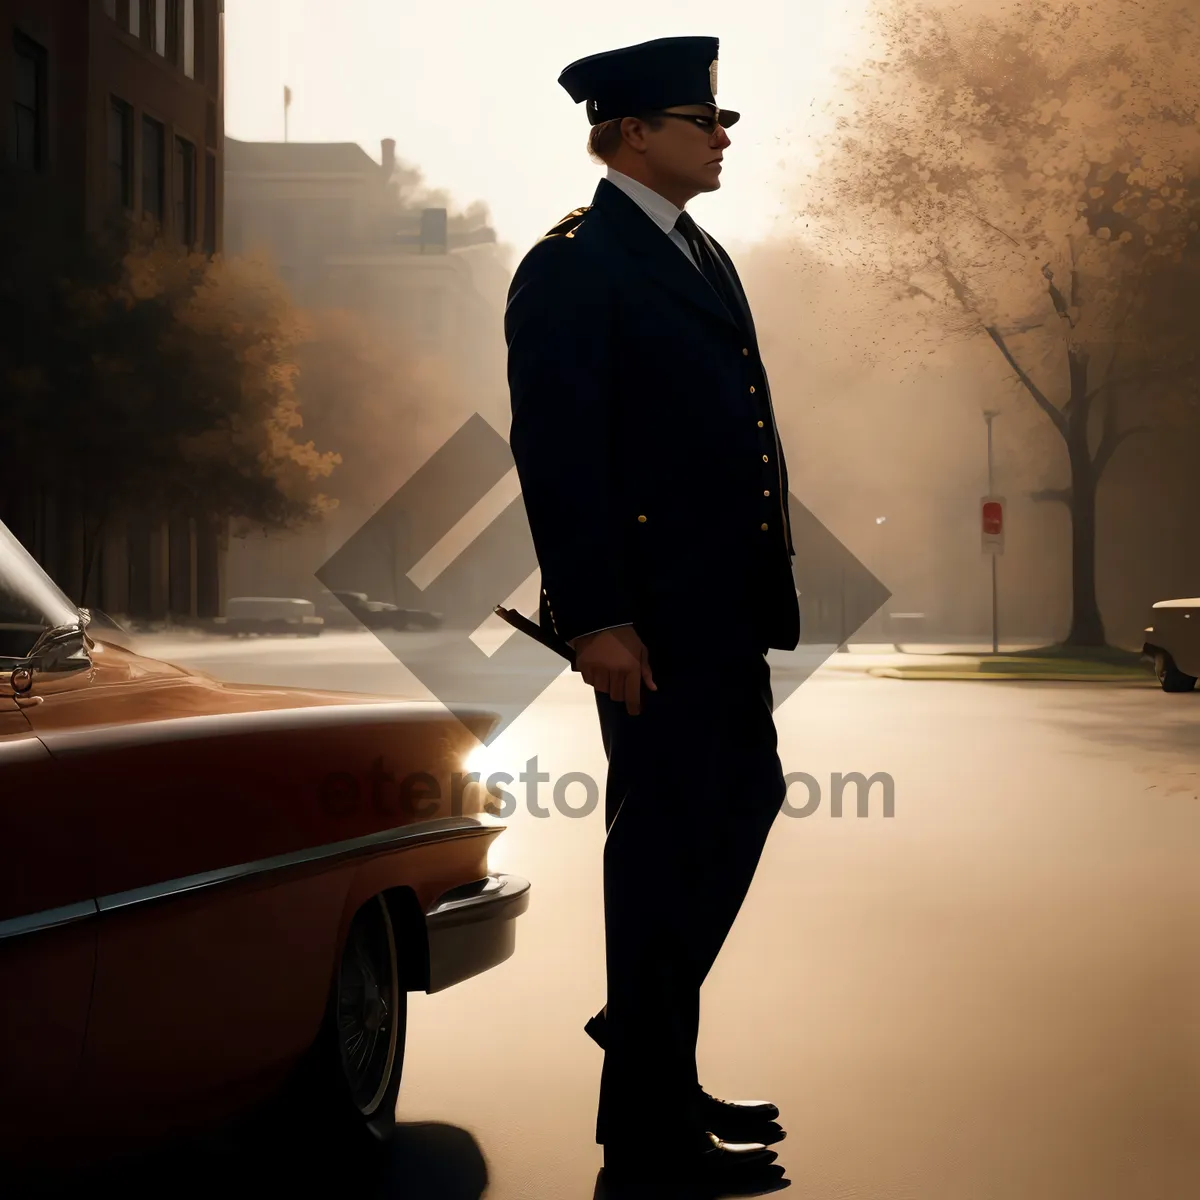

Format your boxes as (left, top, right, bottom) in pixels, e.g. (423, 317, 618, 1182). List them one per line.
(1154, 650, 1197, 693)
(288, 895, 407, 1146)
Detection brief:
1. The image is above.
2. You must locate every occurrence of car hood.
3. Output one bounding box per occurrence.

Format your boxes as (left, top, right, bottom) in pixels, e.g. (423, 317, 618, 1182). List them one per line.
(4, 638, 505, 912)
(14, 638, 499, 745)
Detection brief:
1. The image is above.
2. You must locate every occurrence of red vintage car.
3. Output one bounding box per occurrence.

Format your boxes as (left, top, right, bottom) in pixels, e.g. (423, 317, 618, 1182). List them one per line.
(0, 519, 528, 1176)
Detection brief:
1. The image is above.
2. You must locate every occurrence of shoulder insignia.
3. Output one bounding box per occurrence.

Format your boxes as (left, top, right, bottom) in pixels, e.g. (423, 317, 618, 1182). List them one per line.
(542, 205, 592, 242)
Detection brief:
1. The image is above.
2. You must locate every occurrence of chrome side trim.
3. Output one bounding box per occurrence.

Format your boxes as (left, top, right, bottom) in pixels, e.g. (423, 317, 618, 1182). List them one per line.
(0, 818, 494, 942)
(0, 900, 98, 943)
(0, 737, 50, 764)
(36, 701, 500, 758)
(425, 873, 530, 922)
(97, 817, 491, 913)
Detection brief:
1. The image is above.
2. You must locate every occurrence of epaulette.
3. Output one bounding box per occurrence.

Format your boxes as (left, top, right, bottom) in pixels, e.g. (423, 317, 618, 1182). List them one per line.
(541, 205, 591, 242)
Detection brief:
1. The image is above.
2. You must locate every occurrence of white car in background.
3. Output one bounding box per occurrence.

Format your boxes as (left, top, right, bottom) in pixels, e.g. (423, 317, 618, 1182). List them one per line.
(1142, 598, 1199, 692)
(211, 596, 324, 637)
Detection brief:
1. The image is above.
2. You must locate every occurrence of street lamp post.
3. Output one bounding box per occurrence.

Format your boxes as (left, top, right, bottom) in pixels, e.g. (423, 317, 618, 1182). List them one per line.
(983, 410, 1000, 654)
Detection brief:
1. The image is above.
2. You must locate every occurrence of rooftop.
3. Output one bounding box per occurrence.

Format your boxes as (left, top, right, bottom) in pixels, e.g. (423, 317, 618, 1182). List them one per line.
(225, 138, 379, 175)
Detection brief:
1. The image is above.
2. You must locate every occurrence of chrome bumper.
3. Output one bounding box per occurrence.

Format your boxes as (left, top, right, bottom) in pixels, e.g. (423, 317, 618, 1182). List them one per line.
(424, 873, 530, 994)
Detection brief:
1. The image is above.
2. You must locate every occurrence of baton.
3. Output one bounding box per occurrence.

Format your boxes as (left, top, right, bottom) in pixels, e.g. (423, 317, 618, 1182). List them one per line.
(492, 604, 577, 669)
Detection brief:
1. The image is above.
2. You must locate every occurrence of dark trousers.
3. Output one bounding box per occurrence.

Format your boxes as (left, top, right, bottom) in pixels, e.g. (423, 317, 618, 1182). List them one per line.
(593, 648, 786, 1146)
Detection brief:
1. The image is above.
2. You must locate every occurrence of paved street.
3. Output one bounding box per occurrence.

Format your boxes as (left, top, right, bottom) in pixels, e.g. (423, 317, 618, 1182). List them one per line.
(76, 632, 1200, 1197)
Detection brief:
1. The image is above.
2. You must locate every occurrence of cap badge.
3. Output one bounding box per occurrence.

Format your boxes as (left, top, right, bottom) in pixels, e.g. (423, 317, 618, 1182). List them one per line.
(709, 58, 718, 96)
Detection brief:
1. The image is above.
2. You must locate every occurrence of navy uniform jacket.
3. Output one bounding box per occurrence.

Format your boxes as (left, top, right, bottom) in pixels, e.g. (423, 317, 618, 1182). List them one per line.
(505, 176, 800, 662)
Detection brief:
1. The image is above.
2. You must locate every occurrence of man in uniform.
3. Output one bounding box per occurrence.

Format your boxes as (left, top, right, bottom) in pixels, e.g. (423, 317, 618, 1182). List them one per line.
(505, 35, 800, 1193)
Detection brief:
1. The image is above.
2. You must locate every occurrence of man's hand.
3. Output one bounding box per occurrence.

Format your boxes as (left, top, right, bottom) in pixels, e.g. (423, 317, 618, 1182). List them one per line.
(569, 626, 657, 715)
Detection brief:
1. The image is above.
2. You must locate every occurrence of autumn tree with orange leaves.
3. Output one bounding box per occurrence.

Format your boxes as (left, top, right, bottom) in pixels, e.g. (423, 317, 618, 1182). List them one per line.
(804, 0, 1200, 646)
(0, 184, 341, 605)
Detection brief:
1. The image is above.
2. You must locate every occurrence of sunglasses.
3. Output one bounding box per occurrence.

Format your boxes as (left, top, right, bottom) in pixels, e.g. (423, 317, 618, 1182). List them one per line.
(652, 111, 725, 135)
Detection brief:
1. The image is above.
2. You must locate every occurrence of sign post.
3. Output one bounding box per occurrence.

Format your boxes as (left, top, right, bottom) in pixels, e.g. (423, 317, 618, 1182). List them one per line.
(982, 410, 1002, 654)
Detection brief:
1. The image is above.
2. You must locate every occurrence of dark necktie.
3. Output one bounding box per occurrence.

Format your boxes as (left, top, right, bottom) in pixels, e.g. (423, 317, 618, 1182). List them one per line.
(674, 210, 739, 320)
(674, 211, 720, 288)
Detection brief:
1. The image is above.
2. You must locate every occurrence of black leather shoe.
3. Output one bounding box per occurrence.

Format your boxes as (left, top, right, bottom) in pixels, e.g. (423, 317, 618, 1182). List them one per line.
(696, 1093, 784, 1144)
(602, 1132, 785, 1195)
(585, 1011, 784, 1143)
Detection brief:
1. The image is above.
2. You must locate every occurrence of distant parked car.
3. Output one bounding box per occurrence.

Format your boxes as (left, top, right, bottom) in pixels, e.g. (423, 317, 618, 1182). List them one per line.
(317, 590, 443, 633)
(316, 590, 369, 630)
(393, 605, 443, 631)
(213, 596, 323, 637)
(320, 590, 396, 631)
(1142, 598, 1199, 692)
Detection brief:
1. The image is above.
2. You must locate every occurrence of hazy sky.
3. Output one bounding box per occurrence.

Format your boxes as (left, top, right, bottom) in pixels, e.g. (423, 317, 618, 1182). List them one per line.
(223, 0, 875, 257)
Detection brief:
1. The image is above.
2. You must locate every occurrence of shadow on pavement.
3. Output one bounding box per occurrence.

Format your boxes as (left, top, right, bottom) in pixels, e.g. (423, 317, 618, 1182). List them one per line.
(591, 1165, 790, 1199)
(16, 1119, 488, 1200)
(382, 1121, 489, 1198)
(1039, 685, 1200, 760)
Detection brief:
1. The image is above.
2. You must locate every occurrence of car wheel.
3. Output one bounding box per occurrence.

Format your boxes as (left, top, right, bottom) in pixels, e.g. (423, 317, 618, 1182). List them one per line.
(291, 895, 407, 1145)
(1154, 650, 1197, 693)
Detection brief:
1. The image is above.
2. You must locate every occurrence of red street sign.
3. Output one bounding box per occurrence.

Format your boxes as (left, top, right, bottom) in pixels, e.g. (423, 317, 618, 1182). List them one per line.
(981, 496, 1005, 555)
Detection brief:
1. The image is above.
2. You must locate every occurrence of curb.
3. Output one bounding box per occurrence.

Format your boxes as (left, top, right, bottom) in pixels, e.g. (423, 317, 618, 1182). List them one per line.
(864, 667, 1157, 684)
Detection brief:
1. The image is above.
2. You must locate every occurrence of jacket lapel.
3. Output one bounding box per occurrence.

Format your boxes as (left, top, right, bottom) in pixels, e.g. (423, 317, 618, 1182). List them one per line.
(704, 234, 759, 347)
(591, 178, 742, 337)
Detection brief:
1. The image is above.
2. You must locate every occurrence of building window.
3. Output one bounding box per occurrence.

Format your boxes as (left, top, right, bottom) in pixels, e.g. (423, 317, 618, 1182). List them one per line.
(154, 0, 167, 56)
(10, 32, 46, 171)
(183, 0, 195, 77)
(104, 0, 118, 17)
(203, 150, 216, 253)
(142, 116, 165, 223)
(107, 98, 134, 209)
(193, 0, 206, 82)
(174, 136, 196, 245)
(129, 0, 142, 38)
(166, 0, 181, 64)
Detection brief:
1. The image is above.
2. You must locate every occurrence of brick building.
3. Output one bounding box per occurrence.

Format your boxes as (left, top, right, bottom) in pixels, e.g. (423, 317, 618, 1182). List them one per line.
(0, 0, 225, 619)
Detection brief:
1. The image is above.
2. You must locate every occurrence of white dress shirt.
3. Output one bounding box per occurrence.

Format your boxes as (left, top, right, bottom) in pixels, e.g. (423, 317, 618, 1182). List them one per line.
(562, 171, 704, 648)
